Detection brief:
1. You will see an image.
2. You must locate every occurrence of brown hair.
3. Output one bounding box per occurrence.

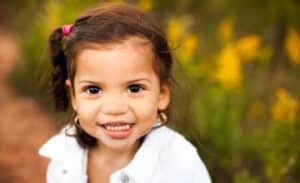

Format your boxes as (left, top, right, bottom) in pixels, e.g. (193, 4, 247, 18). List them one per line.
(49, 3, 175, 148)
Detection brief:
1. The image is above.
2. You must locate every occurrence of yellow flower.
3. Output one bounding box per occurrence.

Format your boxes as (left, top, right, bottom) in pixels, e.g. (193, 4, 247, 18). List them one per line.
(235, 35, 261, 61)
(271, 88, 299, 123)
(214, 45, 243, 89)
(166, 18, 184, 45)
(284, 28, 300, 64)
(177, 33, 198, 63)
(218, 18, 234, 44)
(137, 0, 153, 11)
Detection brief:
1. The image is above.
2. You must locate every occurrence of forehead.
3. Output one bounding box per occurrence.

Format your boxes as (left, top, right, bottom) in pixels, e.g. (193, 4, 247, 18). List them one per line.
(74, 36, 154, 57)
(74, 36, 157, 82)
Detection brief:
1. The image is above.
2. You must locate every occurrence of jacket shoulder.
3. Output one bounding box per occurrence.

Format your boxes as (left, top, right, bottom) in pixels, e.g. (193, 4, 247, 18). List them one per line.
(158, 127, 211, 182)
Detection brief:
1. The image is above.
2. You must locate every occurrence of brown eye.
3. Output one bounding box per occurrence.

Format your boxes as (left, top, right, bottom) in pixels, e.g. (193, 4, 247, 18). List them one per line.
(128, 84, 144, 93)
(86, 85, 101, 94)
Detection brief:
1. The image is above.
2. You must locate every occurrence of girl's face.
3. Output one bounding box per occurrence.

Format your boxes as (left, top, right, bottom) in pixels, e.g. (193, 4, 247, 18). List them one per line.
(67, 36, 170, 151)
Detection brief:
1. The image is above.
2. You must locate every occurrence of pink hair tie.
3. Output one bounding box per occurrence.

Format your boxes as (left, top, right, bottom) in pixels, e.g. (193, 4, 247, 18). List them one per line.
(62, 24, 73, 36)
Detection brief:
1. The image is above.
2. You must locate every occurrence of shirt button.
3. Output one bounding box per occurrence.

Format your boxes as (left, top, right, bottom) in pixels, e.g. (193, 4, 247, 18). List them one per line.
(62, 169, 68, 175)
(121, 173, 129, 183)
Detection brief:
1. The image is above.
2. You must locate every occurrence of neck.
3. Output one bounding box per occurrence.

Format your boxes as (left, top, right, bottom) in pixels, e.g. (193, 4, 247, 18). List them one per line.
(90, 139, 142, 168)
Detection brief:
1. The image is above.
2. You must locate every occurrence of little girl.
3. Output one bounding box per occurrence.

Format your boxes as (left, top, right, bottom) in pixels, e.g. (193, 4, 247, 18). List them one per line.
(39, 3, 211, 183)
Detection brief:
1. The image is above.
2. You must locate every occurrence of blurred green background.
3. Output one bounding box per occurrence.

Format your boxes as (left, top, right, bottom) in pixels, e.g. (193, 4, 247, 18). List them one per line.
(1, 0, 300, 182)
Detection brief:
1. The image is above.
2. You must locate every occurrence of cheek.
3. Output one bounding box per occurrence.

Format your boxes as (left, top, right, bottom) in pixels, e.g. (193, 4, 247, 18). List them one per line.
(132, 99, 158, 121)
(76, 100, 98, 120)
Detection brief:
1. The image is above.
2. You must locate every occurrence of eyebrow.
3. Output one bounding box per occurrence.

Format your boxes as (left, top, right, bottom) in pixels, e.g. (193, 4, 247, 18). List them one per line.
(78, 78, 151, 85)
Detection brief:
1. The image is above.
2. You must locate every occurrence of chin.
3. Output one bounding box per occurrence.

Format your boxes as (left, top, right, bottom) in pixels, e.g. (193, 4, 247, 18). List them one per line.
(108, 136, 142, 150)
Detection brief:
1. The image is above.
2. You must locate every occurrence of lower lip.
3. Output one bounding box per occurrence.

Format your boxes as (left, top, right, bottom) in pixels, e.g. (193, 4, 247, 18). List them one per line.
(101, 125, 134, 139)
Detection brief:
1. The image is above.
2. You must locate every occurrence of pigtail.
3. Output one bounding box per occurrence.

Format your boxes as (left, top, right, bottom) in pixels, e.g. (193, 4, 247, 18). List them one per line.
(49, 28, 69, 111)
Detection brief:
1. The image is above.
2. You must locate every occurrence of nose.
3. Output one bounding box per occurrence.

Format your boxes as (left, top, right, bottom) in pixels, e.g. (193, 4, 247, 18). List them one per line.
(100, 96, 129, 116)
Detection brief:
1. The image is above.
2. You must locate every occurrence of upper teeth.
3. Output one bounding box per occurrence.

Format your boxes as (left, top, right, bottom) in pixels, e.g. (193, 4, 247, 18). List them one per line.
(104, 124, 131, 131)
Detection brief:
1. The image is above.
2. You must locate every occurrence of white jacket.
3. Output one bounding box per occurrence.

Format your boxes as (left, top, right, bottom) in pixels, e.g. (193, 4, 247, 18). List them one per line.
(39, 124, 211, 183)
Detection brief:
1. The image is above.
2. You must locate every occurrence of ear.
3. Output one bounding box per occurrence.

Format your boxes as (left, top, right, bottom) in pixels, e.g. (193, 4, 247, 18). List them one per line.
(65, 79, 77, 112)
(158, 84, 171, 111)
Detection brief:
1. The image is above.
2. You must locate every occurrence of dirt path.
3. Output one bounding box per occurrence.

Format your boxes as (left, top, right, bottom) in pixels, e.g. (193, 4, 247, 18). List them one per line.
(0, 31, 56, 182)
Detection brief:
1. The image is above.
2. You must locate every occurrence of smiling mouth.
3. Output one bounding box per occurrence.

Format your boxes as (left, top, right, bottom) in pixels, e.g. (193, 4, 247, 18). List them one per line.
(98, 122, 135, 139)
(100, 122, 134, 131)
(99, 122, 135, 131)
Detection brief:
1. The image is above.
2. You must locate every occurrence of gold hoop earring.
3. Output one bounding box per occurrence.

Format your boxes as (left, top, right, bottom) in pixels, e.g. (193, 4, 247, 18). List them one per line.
(158, 111, 168, 124)
(74, 116, 80, 126)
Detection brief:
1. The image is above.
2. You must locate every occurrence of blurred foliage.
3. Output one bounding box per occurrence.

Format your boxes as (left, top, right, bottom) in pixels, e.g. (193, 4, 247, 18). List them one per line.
(5, 0, 300, 182)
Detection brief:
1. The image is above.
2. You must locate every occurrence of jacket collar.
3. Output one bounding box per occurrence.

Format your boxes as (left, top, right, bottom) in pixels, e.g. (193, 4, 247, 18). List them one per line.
(122, 125, 174, 182)
(39, 125, 86, 171)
